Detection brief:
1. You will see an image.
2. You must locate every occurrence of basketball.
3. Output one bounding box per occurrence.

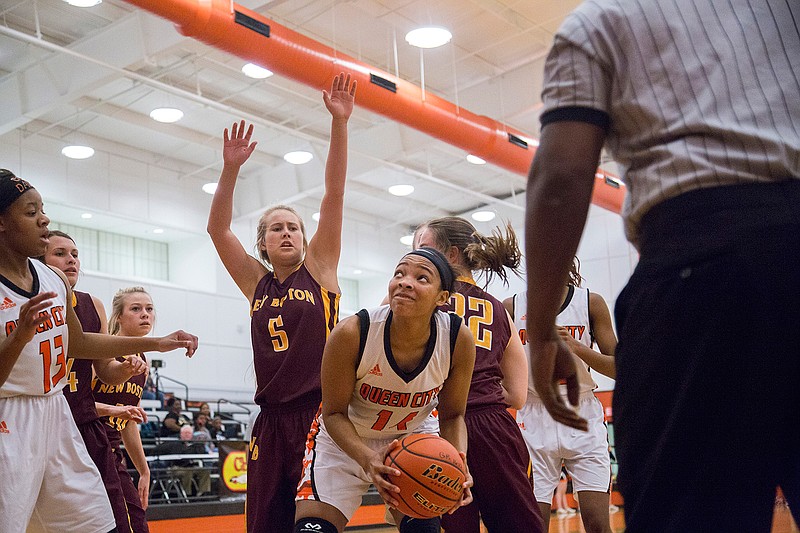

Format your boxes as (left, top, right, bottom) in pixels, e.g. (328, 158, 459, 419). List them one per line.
(383, 434, 466, 519)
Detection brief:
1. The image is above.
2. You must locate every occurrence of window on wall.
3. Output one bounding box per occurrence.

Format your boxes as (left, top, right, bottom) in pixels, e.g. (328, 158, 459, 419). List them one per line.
(338, 278, 359, 317)
(50, 222, 169, 281)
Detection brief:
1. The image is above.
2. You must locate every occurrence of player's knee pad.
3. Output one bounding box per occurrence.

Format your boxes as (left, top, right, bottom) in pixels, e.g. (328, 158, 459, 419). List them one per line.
(105, 528, 119, 533)
(399, 515, 441, 533)
(294, 517, 338, 533)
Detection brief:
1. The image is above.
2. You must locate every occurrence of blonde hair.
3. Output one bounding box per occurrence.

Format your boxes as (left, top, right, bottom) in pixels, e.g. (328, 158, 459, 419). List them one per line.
(414, 216, 521, 287)
(108, 286, 152, 335)
(254, 205, 308, 268)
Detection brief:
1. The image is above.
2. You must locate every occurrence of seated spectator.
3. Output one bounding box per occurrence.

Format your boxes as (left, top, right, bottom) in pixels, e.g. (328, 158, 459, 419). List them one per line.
(153, 425, 212, 496)
(208, 416, 226, 441)
(198, 402, 213, 419)
(160, 397, 191, 437)
(193, 414, 214, 452)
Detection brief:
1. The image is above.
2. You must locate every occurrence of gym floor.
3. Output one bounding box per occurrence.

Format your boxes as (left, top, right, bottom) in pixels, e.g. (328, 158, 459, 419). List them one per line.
(147, 505, 798, 532)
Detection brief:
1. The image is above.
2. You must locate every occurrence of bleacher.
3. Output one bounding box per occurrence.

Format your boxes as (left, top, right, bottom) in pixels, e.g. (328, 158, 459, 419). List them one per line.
(130, 391, 258, 511)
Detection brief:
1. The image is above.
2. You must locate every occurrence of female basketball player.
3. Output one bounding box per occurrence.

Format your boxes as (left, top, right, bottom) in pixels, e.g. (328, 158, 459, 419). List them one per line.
(294, 248, 476, 533)
(0, 170, 197, 533)
(93, 287, 161, 533)
(412, 217, 544, 533)
(43, 231, 148, 533)
(207, 72, 356, 533)
(504, 258, 617, 533)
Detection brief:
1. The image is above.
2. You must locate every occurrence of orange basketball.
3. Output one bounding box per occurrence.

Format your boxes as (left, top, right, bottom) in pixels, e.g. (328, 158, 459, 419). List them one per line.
(383, 434, 466, 519)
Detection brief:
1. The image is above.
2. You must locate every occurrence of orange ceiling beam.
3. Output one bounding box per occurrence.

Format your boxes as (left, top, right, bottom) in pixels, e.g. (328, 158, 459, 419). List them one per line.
(122, 0, 624, 213)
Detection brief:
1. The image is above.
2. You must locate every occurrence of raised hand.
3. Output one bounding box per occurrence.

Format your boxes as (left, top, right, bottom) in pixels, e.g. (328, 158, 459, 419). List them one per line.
(156, 330, 199, 358)
(223, 120, 257, 168)
(323, 72, 357, 120)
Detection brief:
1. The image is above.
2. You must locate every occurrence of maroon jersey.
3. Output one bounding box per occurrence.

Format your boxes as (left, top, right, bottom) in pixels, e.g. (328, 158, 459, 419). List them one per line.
(92, 353, 147, 445)
(250, 263, 339, 408)
(440, 277, 511, 409)
(64, 290, 102, 425)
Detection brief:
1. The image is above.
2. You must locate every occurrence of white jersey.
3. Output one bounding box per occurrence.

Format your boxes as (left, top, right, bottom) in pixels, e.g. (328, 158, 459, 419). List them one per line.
(0, 260, 70, 398)
(344, 305, 460, 440)
(513, 287, 597, 395)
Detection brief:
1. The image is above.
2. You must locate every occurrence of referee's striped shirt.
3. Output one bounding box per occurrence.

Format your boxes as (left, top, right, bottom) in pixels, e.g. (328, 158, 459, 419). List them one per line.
(540, 0, 800, 243)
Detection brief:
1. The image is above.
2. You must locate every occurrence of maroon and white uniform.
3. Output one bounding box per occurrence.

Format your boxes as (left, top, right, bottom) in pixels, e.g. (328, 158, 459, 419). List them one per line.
(67, 290, 133, 533)
(93, 353, 149, 533)
(440, 278, 543, 533)
(0, 260, 114, 533)
(247, 263, 339, 533)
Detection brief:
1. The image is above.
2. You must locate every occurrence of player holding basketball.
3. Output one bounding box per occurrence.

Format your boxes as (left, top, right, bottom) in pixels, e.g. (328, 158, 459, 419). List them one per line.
(412, 217, 544, 533)
(207, 72, 356, 532)
(42, 231, 148, 533)
(0, 169, 198, 533)
(93, 287, 162, 533)
(294, 248, 476, 533)
(504, 258, 616, 533)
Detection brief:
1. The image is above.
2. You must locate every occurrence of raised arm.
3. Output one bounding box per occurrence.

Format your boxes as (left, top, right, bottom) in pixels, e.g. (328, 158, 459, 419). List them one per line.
(206, 120, 267, 301)
(304, 73, 357, 292)
(526, 121, 605, 431)
(499, 313, 529, 409)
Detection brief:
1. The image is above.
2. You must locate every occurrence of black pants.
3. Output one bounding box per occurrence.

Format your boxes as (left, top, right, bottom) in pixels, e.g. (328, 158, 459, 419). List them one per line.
(614, 181, 800, 532)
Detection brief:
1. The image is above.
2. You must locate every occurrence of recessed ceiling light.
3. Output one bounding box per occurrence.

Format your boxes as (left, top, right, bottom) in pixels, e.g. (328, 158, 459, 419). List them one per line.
(353, 269, 363, 275)
(405, 27, 452, 49)
(312, 212, 321, 222)
(388, 184, 415, 197)
(149, 107, 184, 123)
(202, 182, 218, 195)
(152, 228, 165, 234)
(471, 211, 496, 222)
(466, 154, 486, 165)
(61, 145, 95, 159)
(63, 0, 102, 7)
(81, 213, 93, 219)
(284, 151, 313, 165)
(242, 63, 273, 79)
(400, 235, 414, 246)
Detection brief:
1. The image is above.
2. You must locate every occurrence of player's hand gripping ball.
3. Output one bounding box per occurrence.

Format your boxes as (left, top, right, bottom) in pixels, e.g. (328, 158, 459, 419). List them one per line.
(384, 434, 466, 518)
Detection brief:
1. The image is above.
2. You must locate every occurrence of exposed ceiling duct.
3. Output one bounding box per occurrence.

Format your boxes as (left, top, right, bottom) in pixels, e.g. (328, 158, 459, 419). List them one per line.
(121, 0, 625, 213)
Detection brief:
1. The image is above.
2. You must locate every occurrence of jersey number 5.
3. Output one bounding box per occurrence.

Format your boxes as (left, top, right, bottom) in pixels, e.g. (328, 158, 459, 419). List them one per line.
(268, 316, 289, 352)
(40, 334, 66, 394)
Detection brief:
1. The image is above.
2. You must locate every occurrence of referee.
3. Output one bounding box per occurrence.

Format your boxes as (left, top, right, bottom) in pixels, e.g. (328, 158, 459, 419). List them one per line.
(523, 1, 799, 532)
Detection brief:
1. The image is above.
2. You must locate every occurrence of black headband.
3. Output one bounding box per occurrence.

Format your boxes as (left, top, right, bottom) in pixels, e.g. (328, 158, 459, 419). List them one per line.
(404, 247, 454, 293)
(0, 169, 35, 214)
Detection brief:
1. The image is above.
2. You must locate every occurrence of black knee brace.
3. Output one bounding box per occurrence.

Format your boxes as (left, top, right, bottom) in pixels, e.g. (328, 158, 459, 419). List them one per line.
(399, 515, 441, 533)
(294, 517, 338, 533)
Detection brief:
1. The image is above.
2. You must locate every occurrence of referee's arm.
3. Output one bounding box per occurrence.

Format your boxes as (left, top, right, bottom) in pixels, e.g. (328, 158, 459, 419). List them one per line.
(524, 118, 605, 428)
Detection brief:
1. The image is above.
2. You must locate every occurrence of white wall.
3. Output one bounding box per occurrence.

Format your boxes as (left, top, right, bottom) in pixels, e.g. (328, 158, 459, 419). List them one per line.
(64, 202, 635, 402)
